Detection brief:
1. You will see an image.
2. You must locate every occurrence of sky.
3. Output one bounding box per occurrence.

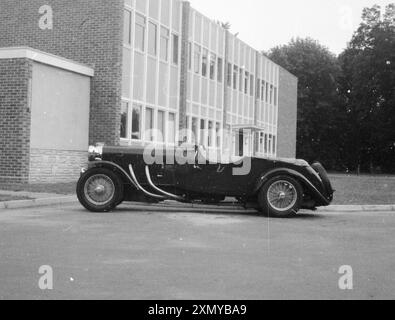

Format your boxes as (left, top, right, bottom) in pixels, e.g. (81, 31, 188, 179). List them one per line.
(188, 0, 393, 55)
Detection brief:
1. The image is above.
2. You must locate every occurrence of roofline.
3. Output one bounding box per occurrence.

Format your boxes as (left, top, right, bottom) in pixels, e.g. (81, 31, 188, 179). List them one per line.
(0, 47, 94, 77)
(277, 64, 298, 81)
(186, 1, 295, 77)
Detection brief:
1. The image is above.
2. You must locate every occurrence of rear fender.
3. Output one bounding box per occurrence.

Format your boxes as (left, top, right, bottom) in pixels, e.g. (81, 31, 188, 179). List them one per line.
(254, 168, 330, 206)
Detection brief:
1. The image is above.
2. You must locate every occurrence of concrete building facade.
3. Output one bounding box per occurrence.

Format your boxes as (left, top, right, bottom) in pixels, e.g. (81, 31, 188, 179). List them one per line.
(0, 0, 297, 183)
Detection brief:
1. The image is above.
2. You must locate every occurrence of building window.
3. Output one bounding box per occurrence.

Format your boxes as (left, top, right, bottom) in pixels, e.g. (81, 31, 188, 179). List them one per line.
(270, 84, 274, 104)
(123, 10, 132, 45)
(272, 135, 276, 154)
(148, 22, 157, 56)
(202, 49, 208, 77)
(208, 121, 213, 147)
(145, 107, 154, 141)
(209, 53, 216, 80)
(274, 86, 278, 106)
(132, 104, 142, 140)
(160, 27, 170, 61)
(188, 42, 192, 70)
(233, 65, 238, 90)
(268, 134, 273, 155)
(172, 34, 179, 65)
(194, 45, 201, 74)
(265, 82, 269, 103)
(264, 133, 268, 153)
(256, 79, 260, 99)
(244, 71, 249, 94)
(227, 63, 232, 87)
(135, 13, 146, 52)
(239, 68, 243, 92)
(200, 119, 206, 145)
(261, 80, 267, 102)
(217, 57, 223, 83)
(157, 110, 165, 142)
(192, 117, 198, 143)
(120, 101, 129, 139)
(168, 113, 176, 144)
(250, 74, 254, 96)
(216, 122, 221, 148)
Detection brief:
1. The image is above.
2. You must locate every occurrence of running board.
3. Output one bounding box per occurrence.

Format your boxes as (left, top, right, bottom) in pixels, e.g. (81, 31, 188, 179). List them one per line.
(145, 166, 186, 202)
(128, 165, 167, 200)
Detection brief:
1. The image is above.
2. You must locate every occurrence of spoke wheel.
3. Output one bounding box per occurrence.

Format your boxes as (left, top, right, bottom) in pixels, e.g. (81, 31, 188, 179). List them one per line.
(267, 180, 298, 212)
(77, 168, 124, 212)
(84, 174, 115, 206)
(258, 176, 303, 218)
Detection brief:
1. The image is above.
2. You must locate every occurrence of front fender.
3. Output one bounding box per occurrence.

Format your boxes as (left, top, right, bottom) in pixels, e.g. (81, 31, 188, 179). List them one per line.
(254, 168, 330, 206)
(84, 161, 138, 189)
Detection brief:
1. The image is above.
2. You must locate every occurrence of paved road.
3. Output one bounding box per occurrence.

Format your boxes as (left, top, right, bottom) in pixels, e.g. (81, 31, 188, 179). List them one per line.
(0, 203, 394, 300)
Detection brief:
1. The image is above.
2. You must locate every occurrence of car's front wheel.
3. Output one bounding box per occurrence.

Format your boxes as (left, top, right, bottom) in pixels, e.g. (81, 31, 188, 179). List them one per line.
(258, 176, 303, 218)
(77, 168, 124, 212)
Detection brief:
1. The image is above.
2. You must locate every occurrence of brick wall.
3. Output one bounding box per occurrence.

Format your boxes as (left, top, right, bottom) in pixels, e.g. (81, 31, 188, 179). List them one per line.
(277, 67, 298, 159)
(0, 58, 32, 183)
(0, 0, 124, 146)
(29, 149, 87, 183)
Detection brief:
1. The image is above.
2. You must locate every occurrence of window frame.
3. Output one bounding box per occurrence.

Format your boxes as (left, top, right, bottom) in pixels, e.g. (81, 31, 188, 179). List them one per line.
(120, 100, 129, 139)
(239, 67, 244, 93)
(194, 44, 201, 74)
(131, 104, 142, 141)
(202, 48, 208, 77)
(217, 57, 223, 83)
(172, 33, 179, 65)
(168, 113, 176, 144)
(209, 53, 216, 80)
(148, 21, 158, 57)
(123, 9, 132, 46)
(233, 65, 238, 90)
(135, 13, 146, 53)
(244, 71, 249, 95)
(227, 63, 232, 87)
(160, 26, 170, 62)
(145, 107, 154, 142)
(157, 109, 166, 142)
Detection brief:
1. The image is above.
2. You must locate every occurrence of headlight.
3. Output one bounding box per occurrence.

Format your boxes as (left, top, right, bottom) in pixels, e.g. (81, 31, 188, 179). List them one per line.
(88, 144, 104, 161)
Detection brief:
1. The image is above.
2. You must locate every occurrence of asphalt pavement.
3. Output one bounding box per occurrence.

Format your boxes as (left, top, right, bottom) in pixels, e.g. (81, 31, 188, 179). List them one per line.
(0, 203, 394, 300)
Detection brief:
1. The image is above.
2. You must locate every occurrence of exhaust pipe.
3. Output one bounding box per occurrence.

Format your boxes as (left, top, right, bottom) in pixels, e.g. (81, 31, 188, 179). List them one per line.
(145, 166, 186, 202)
(128, 164, 167, 200)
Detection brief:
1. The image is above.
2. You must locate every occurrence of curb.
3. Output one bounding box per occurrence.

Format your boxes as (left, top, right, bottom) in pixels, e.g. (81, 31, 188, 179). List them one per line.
(0, 196, 394, 213)
(0, 196, 77, 210)
(125, 202, 395, 213)
(317, 205, 395, 213)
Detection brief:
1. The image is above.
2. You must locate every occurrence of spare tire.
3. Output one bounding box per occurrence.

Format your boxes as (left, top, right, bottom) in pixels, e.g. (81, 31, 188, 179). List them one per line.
(311, 162, 334, 202)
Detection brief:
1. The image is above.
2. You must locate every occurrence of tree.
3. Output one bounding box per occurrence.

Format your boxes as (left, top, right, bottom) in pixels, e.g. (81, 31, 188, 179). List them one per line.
(268, 38, 344, 169)
(338, 4, 395, 173)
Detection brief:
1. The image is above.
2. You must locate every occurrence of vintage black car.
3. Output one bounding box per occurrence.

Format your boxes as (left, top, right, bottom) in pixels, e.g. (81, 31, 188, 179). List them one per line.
(76, 145, 334, 218)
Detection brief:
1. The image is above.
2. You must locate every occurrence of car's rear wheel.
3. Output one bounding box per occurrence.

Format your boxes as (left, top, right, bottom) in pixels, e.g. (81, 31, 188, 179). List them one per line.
(258, 176, 303, 218)
(77, 168, 124, 212)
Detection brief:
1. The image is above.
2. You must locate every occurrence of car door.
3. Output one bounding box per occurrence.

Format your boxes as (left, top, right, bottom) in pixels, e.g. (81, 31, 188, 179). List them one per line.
(175, 154, 251, 196)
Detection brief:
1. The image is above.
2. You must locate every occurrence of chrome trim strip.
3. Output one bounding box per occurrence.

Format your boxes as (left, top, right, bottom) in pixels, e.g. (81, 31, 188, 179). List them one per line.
(89, 160, 166, 200)
(145, 166, 186, 201)
(128, 165, 167, 200)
